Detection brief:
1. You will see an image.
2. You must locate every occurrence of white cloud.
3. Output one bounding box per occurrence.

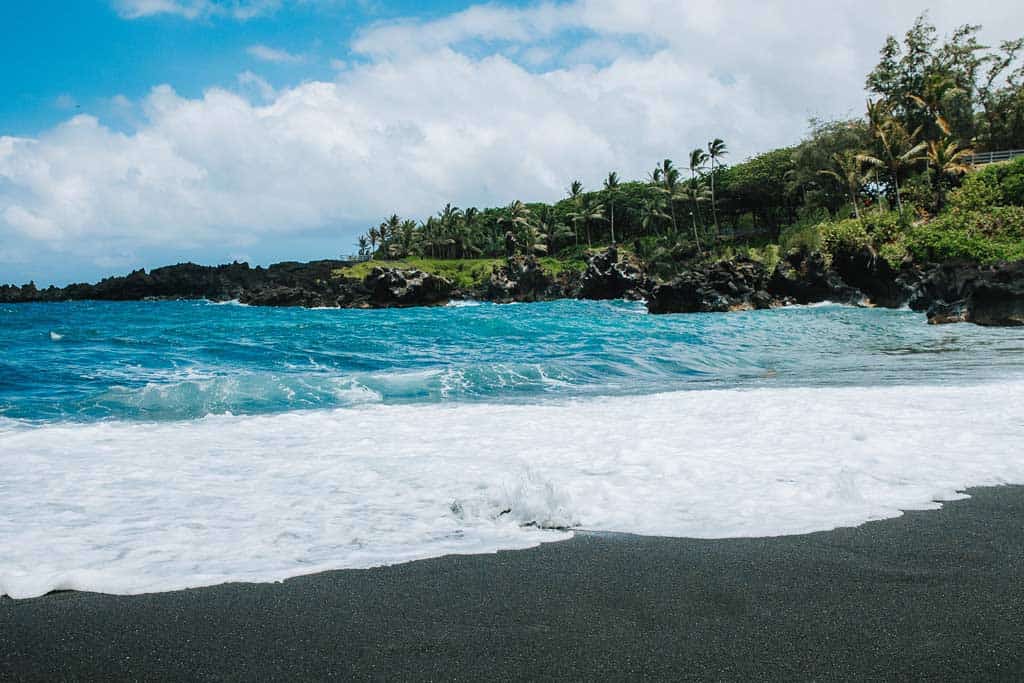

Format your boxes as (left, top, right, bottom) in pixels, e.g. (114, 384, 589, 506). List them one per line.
(237, 71, 277, 100)
(7, 0, 1023, 278)
(246, 44, 304, 63)
(113, 0, 283, 20)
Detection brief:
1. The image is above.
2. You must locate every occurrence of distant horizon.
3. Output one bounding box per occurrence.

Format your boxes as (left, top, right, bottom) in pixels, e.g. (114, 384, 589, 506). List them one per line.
(2, 0, 1021, 285)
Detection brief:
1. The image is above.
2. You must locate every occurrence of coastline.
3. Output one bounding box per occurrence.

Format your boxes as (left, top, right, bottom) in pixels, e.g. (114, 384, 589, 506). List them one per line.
(4, 486, 1024, 680)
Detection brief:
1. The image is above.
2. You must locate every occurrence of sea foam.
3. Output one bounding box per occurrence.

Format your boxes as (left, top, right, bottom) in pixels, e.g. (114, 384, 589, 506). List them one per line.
(2, 381, 1023, 599)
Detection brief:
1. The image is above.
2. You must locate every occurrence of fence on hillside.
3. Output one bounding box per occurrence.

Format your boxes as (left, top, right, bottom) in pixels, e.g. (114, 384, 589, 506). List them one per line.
(970, 149, 1024, 165)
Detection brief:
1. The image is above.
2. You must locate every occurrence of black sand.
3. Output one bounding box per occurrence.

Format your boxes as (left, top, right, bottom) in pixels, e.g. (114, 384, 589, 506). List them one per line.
(4, 486, 1024, 681)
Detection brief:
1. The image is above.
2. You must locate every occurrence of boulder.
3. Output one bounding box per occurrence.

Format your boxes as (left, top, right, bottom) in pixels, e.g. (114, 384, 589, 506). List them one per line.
(829, 246, 918, 308)
(486, 256, 555, 302)
(924, 262, 1024, 326)
(364, 267, 451, 307)
(578, 246, 648, 300)
(768, 250, 862, 305)
(647, 258, 775, 314)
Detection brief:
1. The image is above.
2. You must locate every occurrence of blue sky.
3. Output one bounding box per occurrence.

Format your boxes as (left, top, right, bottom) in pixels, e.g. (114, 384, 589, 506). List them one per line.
(1, 1, 1020, 285)
(1, 0, 492, 136)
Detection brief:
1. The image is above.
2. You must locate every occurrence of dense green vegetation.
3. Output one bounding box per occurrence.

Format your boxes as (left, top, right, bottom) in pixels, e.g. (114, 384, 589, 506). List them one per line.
(352, 14, 1024, 275)
(334, 256, 586, 289)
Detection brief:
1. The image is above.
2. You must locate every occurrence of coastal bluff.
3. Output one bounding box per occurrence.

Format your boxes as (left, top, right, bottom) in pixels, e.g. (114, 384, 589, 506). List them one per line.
(3, 249, 1023, 326)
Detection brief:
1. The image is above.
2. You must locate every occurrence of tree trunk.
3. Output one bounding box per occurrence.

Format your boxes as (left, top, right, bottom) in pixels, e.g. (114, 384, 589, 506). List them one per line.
(710, 162, 720, 239)
(610, 202, 616, 245)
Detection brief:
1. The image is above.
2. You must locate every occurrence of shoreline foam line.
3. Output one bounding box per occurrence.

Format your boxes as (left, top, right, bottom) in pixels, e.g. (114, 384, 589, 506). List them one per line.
(2, 381, 1024, 599)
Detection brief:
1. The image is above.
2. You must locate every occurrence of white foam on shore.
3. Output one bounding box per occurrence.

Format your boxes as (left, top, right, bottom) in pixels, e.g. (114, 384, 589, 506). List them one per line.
(2, 381, 1024, 599)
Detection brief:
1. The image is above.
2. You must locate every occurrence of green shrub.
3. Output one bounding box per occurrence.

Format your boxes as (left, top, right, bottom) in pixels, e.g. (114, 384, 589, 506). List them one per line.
(860, 211, 907, 243)
(906, 206, 1024, 263)
(779, 207, 828, 253)
(820, 218, 871, 255)
(951, 168, 1005, 210)
(878, 238, 908, 268)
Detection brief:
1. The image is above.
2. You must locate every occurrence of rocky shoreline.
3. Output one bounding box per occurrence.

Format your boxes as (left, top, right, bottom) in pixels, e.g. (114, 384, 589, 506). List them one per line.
(2, 247, 1023, 326)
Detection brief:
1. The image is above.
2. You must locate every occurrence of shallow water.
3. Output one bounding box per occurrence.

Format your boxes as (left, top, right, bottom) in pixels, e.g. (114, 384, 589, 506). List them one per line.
(2, 299, 1024, 598)
(3, 299, 1023, 421)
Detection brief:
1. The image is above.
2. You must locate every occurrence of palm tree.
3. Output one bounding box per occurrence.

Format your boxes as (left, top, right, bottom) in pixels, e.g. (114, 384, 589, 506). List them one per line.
(497, 200, 534, 255)
(567, 180, 584, 246)
(859, 100, 926, 215)
(819, 150, 874, 219)
(706, 139, 727, 238)
(356, 235, 369, 259)
(640, 195, 669, 236)
(570, 196, 606, 248)
(915, 117, 974, 212)
(651, 159, 681, 238)
(437, 203, 463, 258)
(680, 179, 712, 245)
(688, 148, 709, 233)
(603, 171, 620, 245)
(367, 226, 380, 256)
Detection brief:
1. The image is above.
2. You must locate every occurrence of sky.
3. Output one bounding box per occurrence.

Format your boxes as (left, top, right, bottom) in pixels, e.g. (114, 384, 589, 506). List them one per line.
(1, 1, 1021, 285)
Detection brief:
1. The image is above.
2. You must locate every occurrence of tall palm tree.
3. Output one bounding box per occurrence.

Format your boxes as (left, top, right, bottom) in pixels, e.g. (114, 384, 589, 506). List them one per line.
(603, 171, 620, 245)
(651, 159, 681, 238)
(356, 235, 369, 259)
(497, 200, 534, 255)
(567, 180, 585, 246)
(438, 203, 463, 258)
(640, 195, 669, 236)
(680, 179, 712, 245)
(569, 196, 606, 248)
(688, 148, 709, 233)
(819, 150, 874, 219)
(915, 117, 974, 212)
(859, 100, 926, 216)
(367, 226, 380, 256)
(706, 139, 727, 238)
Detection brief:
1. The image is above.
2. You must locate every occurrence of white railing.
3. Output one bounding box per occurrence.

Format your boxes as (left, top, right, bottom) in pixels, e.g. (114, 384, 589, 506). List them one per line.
(970, 149, 1024, 165)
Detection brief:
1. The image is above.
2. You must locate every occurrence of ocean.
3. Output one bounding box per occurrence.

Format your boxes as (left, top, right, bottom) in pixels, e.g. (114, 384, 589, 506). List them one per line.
(2, 299, 1023, 599)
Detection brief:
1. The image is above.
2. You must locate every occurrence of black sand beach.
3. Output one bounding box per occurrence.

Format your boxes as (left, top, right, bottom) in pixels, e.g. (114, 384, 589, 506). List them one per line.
(4, 486, 1024, 681)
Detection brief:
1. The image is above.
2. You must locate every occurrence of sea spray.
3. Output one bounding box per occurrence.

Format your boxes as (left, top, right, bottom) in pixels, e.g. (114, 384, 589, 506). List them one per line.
(3, 381, 1024, 598)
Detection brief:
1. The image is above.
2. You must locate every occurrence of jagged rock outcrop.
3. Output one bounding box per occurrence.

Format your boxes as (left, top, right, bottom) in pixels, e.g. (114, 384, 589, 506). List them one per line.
(913, 262, 1024, 326)
(647, 258, 775, 314)
(486, 256, 557, 302)
(364, 267, 452, 307)
(767, 250, 862, 305)
(829, 246, 921, 309)
(578, 246, 648, 300)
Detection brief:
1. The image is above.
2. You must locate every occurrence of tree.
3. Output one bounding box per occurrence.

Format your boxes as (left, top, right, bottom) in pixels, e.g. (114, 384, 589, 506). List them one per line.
(650, 160, 681, 238)
(706, 138, 728, 239)
(688, 148, 709, 233)
(640, 195, 669, 236)
(859, 100, 927, 215)
(356, 235, 369, 258)
(718, 146, 799, 238)
(568, 196, 606, 248)
(367, 226, 380, 255)
(680, 179, 712, 244)
(819, 150, 874, 219)
(916, 116, 975, 211)
(603, 171, 620, 244)
(567, 180, 585, 246)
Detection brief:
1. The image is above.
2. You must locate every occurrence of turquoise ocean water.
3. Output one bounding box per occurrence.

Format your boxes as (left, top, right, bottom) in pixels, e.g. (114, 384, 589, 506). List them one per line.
(3, 299, 1024, 599)
(3, 299, 1023, 422)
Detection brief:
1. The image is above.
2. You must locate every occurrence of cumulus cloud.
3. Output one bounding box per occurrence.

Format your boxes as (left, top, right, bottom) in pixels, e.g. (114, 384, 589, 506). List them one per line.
(5, 0, 1022, 281)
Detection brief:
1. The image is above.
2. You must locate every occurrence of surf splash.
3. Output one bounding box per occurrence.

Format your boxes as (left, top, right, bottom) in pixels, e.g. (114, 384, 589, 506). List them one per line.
(2, 380, 1024, 599)
(2, 299, 1024, 598)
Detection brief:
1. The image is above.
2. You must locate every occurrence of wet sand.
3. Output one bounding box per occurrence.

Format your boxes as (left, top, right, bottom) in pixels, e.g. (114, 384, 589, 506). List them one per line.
(4, 486, 1024, 681)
